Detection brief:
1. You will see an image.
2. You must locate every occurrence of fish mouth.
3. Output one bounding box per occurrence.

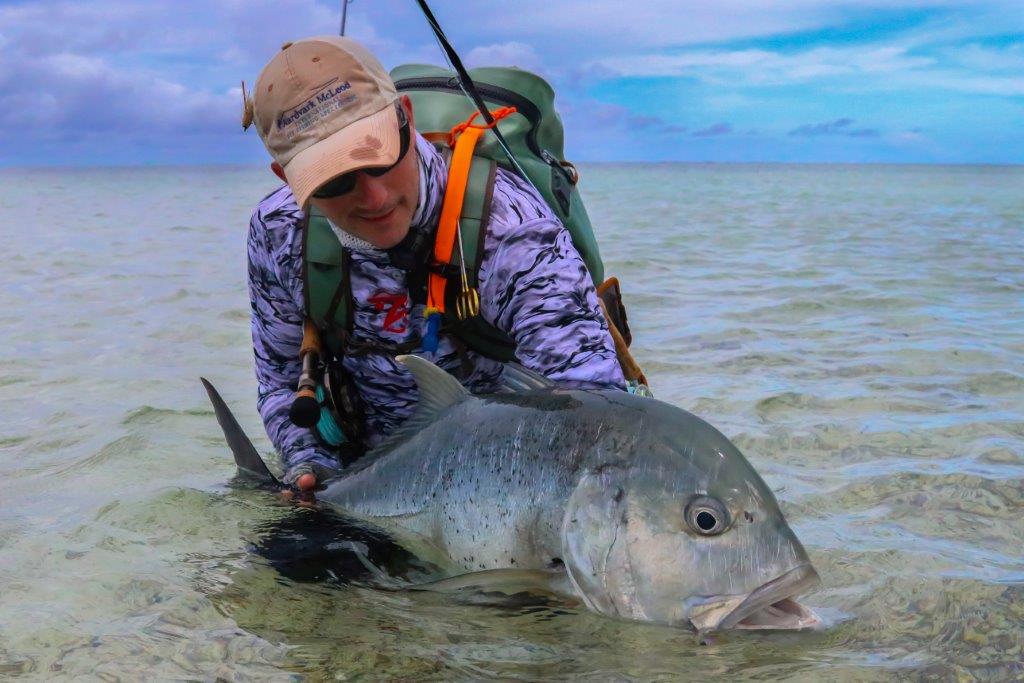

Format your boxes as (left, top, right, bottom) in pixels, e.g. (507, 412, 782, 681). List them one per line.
(687, 564, 822, 633)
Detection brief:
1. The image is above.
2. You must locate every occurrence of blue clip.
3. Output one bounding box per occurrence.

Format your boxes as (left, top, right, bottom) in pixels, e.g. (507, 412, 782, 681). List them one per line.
(421, 309, 441, 353)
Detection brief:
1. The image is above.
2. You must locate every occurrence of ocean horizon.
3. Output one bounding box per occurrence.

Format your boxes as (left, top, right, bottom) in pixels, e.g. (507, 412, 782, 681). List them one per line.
(4, 160, 1023, 170)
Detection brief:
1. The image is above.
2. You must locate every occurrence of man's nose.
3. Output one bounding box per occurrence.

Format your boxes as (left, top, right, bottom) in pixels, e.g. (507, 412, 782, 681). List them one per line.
(353, 172, 388, 211)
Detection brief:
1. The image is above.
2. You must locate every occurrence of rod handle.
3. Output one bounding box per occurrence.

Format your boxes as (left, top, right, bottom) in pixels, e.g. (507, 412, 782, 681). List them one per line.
(289, 388, 320, 428)
(290, 319, 323, 428)
(300, 319, 323, 357)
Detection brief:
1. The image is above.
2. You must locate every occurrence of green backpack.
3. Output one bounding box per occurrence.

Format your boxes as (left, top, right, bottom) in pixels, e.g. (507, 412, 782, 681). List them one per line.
(304, 64, 605, 361)
(391, 64, 603, 284)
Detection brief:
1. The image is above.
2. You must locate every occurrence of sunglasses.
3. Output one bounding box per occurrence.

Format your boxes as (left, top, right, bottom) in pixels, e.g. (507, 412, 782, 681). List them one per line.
(311, 104, 411, 199)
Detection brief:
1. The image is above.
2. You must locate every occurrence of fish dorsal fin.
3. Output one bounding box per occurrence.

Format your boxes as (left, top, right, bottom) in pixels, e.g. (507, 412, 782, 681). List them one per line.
(498, 363, 556, 393)
(373, 355, 472, 452)
(200, 377, 282, 488)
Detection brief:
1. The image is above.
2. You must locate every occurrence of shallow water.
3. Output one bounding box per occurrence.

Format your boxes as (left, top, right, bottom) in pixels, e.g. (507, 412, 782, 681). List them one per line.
(1, 163, 1022, 680)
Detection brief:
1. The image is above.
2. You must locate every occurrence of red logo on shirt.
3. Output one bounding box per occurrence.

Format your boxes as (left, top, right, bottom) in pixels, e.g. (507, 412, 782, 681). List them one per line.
(369, 291, 409, 334)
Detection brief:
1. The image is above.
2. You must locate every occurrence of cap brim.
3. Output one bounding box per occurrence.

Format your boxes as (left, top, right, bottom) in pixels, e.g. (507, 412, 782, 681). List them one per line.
(284, 104, 401, 207)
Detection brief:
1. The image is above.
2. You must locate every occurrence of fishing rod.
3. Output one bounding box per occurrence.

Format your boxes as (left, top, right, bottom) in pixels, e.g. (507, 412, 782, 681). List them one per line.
(331, 1, 532, 190)
(340, 0, 353, 36)
(412, 0, 530, 180)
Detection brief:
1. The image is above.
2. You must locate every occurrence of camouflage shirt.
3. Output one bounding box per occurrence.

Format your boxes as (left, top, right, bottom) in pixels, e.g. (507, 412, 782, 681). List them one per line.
(248, 133, 625, 480)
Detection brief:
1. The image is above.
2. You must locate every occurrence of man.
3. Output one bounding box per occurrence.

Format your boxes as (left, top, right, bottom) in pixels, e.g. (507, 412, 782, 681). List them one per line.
(246, 35, 625, 491)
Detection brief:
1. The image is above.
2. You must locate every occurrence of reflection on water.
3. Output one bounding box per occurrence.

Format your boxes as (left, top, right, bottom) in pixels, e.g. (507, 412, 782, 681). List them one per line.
(0, 164, 1022, 679)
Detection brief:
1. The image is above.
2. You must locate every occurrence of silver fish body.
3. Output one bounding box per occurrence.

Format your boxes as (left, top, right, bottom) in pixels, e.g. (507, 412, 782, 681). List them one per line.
(316, 356, 821, 632)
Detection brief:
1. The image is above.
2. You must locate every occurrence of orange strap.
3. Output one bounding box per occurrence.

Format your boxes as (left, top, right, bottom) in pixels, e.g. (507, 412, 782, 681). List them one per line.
(428, 125, 482, 312)
(427, 106, 517, 313)
(446, 106, 517, 148)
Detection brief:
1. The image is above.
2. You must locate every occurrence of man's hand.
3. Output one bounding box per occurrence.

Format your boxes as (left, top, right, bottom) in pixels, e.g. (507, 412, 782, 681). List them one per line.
(278, 480, 317, 507)
(279, 462, 336, 507)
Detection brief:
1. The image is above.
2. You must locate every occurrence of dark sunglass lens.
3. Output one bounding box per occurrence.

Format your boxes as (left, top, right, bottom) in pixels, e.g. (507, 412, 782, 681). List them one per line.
(312, 173, 358, 198)
(363, 165, 391, 178)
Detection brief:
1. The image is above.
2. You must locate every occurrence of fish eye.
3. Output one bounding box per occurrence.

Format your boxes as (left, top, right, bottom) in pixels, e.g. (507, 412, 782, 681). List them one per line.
(685, 496, 730, 536)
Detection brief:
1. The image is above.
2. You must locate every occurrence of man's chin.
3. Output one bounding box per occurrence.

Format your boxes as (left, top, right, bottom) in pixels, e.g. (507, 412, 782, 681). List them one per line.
(354, 214, 410, 249)
(369, 227, 409, 250)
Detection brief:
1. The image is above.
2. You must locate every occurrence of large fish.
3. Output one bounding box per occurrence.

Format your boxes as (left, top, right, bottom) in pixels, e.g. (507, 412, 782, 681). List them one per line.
(203, 355, 820, 633)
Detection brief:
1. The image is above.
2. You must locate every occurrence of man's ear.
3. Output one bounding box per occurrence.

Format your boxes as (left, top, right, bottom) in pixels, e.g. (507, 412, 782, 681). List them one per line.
(400, 94, 414, 130)
(270, 162, 287, 182)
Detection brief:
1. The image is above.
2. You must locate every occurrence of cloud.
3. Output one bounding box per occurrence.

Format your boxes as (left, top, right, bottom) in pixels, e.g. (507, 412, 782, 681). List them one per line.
(583, 15, 1024, 98)
(0, 50, 237, 137)
(1, 0, 1021, 164)
(0, 0, 347, 162)
(327, 0, 1024, 62)
(692, 122, 733, 137)
(788, 119, 880, 137)
(0, 0, 347, 63)
(0, 0, 452, 147)
(448, 1, 866, 52)
(592, 45, 937, 86)
(569, 102, 687, 136)
(947, 41, 1024, 72)
(894, 127, 928, 143)
(886, 71, 1024, 96)
(464, 42, 544, 74)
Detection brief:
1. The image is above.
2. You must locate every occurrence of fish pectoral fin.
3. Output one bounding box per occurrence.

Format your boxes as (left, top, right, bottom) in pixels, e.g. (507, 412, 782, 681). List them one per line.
(412, 568, 578, 606)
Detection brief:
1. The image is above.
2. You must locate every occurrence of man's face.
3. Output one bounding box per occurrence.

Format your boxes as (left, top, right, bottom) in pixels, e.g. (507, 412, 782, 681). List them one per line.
(303, 98, 419, 250)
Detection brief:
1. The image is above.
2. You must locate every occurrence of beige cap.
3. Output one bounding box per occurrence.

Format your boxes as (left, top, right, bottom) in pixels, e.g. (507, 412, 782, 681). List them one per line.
(252, 36, 400, 207)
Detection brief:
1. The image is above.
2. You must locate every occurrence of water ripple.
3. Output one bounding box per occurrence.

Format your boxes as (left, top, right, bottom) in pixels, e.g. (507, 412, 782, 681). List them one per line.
(1, 163, 1022, 679)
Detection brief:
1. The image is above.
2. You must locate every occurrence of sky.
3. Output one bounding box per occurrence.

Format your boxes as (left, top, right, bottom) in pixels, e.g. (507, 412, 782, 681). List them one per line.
(0, 0, 1021, 166)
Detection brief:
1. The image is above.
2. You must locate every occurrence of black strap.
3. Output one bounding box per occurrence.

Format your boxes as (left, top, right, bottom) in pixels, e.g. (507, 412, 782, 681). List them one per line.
(337, 329, 423, 357)
(323, 249, 352, 335)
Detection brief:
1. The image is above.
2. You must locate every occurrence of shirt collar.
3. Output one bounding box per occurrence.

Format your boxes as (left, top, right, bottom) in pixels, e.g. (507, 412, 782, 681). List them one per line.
(326, 218, 382, 255)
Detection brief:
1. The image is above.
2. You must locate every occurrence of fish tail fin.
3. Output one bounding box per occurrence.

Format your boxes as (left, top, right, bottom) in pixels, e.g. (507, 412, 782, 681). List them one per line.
(200, 378, 282, 488)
